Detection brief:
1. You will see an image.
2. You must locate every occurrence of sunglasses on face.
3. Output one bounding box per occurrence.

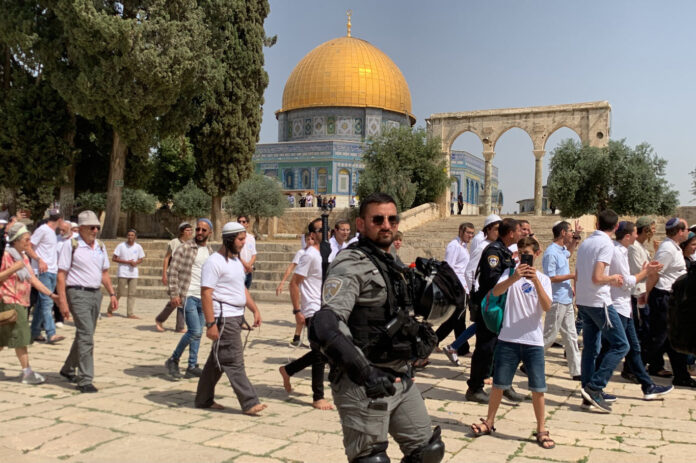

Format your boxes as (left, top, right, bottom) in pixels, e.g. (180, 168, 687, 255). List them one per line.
(90, 226, 100, 231)
(195, 227, 209, 232)
(370, 215, 400, 226)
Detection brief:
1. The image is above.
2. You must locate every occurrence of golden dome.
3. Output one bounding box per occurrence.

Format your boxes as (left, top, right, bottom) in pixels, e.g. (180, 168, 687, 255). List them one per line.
(280, 36, 414, 123)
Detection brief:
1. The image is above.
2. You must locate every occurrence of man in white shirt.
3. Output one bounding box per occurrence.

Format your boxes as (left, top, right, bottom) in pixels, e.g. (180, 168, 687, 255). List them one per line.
(165, 219, 214, 380)
(111, 229, 145, 319)
(279, 219, 333, 410)
(195, 221, 266, 415)
(645, 218, 694, 388)
(575, 209, 626, 413)
(57, 211, 118, 393)
(328, 220, 351, 262)
(26, 209, 64, 344)
(465, 216, 501, 293)
(437, 222, 475, 358)
(607, 221, 671, 400)
(237, 215, 257, 289)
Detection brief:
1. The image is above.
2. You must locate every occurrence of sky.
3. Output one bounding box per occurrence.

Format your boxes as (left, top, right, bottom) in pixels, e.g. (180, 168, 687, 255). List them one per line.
(259, 1, 696, 213)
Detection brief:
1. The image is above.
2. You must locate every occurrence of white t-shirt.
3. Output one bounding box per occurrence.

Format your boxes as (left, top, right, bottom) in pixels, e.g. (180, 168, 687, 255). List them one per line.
(654, 238, 687, 291)
(292, 249, 305, 265)
(240, 233, 257, 273)
(328, 236, 349, 262)
(575, 230, 614, 308)
(186, 245, 211, 298)
(497, 270, 552, 346)
(31, 223, 59, 273)
(113, 242, 145, 279)
(201, 252, 246, 317)
(294, 246, 323, 317)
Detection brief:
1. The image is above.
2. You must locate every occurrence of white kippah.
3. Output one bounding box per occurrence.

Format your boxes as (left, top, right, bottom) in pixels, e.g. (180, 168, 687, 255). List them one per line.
(221, 221, 246, 236)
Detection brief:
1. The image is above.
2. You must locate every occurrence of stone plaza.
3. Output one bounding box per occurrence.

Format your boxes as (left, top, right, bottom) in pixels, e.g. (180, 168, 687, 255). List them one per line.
(1, 296, 694, 463)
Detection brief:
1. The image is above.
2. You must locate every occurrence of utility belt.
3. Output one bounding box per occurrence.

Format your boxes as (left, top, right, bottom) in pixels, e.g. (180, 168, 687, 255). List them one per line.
(328, 364, 414, 387)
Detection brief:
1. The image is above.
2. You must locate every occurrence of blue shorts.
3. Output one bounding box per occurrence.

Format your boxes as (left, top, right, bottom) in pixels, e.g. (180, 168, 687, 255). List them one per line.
(493, 340, 547, 392)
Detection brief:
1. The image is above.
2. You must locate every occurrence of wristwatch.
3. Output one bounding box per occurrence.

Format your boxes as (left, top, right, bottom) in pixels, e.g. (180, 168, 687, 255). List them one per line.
(109, 293, 116, 297)
(292, 309, 301, 314)
(205, 321, 216, 329)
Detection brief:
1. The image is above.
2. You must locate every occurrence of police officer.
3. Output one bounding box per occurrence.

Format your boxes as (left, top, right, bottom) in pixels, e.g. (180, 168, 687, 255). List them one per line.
(312, 193, 455, 463)
(466, 218, 521, 403)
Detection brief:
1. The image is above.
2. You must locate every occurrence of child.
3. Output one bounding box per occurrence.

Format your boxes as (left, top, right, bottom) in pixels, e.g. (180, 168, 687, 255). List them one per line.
(471, 237, 554, 449)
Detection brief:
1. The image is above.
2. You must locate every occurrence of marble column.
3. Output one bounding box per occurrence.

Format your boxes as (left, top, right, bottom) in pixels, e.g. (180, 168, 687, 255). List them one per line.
(482, 150, 495, 216)
(533, 149, 545, 216)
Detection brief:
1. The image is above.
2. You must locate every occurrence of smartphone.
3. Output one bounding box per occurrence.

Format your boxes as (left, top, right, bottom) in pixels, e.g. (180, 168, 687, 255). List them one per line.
(520, 254, 534, 267)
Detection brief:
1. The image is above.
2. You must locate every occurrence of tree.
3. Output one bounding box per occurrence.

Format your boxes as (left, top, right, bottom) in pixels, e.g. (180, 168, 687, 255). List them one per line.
(149, 137, 196, 204)
(191, 0, 271, 238)
(121, 188, 157, 230)
(34, 1, 213, 237)
(224, 174, 286, 237)
(547, 139, 678, 217)
(74, 191, 107, 216)
(356, 127, 450, 211)
(172, 181, 210, 218)
(0, 44, 75, 219)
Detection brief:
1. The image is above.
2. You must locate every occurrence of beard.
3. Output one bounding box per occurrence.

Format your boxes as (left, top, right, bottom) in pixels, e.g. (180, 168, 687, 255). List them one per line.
(371, 230, 394, 249)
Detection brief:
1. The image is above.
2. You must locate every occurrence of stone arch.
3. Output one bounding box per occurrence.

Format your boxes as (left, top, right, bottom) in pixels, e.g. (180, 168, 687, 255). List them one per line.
(542, 124, 583, 151)
(426, 101, 611, 216)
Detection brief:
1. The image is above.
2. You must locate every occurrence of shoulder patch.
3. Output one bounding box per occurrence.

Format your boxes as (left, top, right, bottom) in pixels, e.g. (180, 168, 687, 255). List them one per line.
(488, 255, 500, 268)
(323, 277, 343, 304)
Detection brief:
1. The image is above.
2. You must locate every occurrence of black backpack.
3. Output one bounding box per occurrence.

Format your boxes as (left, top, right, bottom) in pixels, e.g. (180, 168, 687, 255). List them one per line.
(668, 264, 696, 355)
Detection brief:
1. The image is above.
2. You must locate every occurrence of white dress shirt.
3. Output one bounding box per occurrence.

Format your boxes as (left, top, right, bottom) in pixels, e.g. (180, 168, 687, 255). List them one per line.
(628, 240, 651, 297)
(465, 239, 491, 293)
(444, 237, 470, 293)
(654, 238, 686, 291)
(609, 241, 637, 318)
(328, 236, 349, 263)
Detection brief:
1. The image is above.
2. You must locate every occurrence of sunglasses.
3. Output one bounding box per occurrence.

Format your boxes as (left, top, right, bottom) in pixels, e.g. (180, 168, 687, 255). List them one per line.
(370, 215, 400, 226)
(89, 226, 100, 231)
(195, 227, 209, 232)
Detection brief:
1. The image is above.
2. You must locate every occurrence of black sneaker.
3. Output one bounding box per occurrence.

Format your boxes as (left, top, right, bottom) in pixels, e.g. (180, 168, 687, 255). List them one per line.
(602, 392, 617, 403)
(465, 388, 489, 404)
(503, 386, 528, 403)
(184, 365, 203, 378)
(572, 375, 582, 381)
(673, 377, 696, 388)
(60, 370, 78, 383)
(621, 371, 640, 384)
(643, 384, 673, 400)
(165, 358, 182, 380)
(580, 386, 612, 413)
(77, 384, 98, 393)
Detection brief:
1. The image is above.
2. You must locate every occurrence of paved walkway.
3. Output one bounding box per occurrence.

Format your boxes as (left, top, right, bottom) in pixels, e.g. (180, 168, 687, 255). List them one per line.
(1, 299, 693, 462)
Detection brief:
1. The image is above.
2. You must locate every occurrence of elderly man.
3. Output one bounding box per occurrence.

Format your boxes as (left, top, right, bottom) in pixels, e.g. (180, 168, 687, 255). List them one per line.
(57, 211, 118, 393)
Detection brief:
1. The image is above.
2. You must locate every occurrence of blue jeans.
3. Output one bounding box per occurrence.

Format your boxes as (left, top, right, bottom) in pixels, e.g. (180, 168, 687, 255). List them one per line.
(244, 272, 253, 289)
(579, 305, 629, 391)
(493, 340, 547, 392)
(172, 296, 204, 368)
(450, 323, 477, 351)
(31, 272, 57, 339)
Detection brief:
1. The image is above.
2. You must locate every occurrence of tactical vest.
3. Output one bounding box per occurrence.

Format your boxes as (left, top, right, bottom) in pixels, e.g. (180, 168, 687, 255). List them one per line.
(346, 240, 433, 363)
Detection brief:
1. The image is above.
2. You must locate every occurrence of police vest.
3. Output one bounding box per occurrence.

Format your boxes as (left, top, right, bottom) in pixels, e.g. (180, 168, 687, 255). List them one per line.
(345, 240, 426, 364)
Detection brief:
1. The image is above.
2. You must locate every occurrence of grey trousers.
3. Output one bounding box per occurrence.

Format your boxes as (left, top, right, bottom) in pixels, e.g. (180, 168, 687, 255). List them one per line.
(61, 288, 102, 386)
(155, 300, 185, 331)
(543, 301, 581, 377)
(332, 373, 432, 461)
(195, 316, 259, 411)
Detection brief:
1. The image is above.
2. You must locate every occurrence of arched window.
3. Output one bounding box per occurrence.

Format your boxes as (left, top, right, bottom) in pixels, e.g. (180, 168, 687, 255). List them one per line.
(317, 168, 328, 194)
(301, 169, 311, 189)
(284, 170, 294, 189)
(337, 169, 350, 193)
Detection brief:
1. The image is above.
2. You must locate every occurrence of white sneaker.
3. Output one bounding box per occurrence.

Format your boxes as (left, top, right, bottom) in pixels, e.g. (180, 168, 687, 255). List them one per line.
(442, 344, 461, 366)
(55, 322, 64, 328)
(21, 371, 46, 385)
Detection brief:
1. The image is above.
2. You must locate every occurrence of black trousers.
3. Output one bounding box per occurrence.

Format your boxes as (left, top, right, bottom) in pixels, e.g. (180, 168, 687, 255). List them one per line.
(435, 294, 470, 355)
(284, 316, 327, 401)
(467, 320, 497, 391)
(646, 288, 688, 381)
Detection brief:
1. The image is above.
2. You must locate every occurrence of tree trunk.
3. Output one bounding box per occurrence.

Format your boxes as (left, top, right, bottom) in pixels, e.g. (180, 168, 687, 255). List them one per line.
(211, 195, 222, 241)
(103, 130, 127, 238)
(59, 110, 77, 219)
(253, 215, 261, 239)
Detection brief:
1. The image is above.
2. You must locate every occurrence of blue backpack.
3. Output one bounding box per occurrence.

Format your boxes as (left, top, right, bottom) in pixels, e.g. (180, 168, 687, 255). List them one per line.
(481, 267, 515, 334)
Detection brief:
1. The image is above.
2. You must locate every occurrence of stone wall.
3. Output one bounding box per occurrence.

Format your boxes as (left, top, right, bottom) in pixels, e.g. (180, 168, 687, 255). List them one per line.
(399, 202, 440, 232)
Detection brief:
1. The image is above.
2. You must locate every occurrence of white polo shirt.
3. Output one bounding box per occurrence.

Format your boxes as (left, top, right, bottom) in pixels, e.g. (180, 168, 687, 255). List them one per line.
(113, 242, 145, 279)
(444, 237, 470, 293)
(328, 236, 349, 263)
(295, 246, 323, 317)
(201, 252, 246, 317)
(609, 242, 637, 318)
(654, 238, 686, 291)
(57, 236, 110, 288)
(31, 223, 59, 273)
(575, 230, 614, 308)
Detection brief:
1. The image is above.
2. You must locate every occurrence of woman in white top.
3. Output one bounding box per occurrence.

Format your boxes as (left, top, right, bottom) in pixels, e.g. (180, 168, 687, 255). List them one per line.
(471, 237, 554, 449)
(276, 232, 314, 346)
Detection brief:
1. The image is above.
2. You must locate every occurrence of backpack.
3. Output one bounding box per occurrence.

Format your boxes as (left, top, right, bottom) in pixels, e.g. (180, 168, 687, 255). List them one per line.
(668, 264, 696, 355)
(70, 237, 106, 258)
(480, 267, 515, 334)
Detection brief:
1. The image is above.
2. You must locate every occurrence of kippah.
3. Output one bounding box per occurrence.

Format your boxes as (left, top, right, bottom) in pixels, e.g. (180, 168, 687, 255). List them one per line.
(665, 217, 681, 229)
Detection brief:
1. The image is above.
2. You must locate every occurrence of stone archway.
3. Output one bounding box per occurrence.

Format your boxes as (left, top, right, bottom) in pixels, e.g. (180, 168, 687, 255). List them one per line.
(426, 101, 611, 215)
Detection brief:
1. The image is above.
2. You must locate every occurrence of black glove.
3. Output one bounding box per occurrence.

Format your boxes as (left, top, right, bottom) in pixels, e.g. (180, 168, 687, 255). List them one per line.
(364, 368, 397, 399)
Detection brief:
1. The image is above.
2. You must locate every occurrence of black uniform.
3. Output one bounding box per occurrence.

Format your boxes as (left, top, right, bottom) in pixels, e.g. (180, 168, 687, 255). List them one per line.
(467, 239, 515, 392)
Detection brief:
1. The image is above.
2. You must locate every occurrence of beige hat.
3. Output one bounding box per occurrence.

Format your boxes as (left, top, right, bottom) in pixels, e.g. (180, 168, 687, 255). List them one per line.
(8, 223, 29, 242)
(78, 210, 100, 227)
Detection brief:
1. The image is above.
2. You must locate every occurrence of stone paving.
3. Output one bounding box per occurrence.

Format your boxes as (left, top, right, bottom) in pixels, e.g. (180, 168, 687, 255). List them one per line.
(1, 298, 694, 463)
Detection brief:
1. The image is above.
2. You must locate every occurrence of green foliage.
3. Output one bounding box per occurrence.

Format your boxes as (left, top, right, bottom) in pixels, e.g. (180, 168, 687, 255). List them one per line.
(172, 181, 210, 218)
(547, 139, 679, 217)
(224, 174, 286, 219)
(75, 192, 107, 214)
(192, 0, 271, 198)
(0, 46, 75, 219)
(356, 127, 450, 211)
(149, 137, 196, 203)
(120, 188, 157, 214)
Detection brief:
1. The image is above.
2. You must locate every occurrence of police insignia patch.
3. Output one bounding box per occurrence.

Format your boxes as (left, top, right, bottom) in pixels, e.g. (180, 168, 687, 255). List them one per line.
(323, 277, 343, 303)
(488, 255, 499, 268)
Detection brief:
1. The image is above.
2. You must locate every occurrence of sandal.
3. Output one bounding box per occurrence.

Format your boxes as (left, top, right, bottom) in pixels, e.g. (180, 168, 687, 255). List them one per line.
(534, 430, 555, 449)
(413, 358, 430, 369)
(471, 418, 495, 437)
